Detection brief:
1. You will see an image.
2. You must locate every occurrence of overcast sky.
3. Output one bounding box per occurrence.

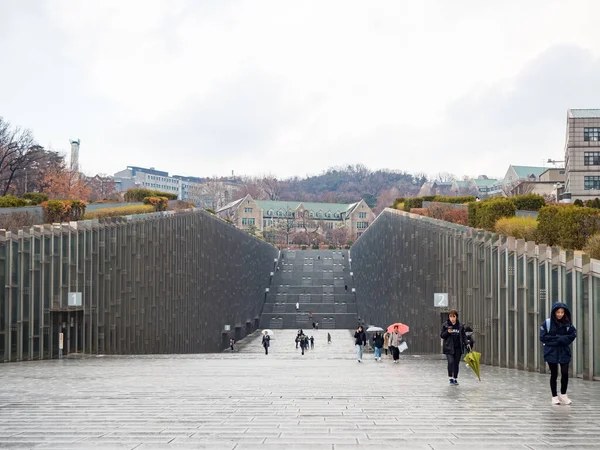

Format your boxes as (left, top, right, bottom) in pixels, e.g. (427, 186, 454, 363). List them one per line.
(2, 1, 600, 180)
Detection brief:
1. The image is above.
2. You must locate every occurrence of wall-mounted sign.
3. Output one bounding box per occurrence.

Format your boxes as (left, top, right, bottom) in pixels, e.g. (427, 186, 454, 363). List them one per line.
(434, 293, 448, 307)
(68, 292, 82, 307)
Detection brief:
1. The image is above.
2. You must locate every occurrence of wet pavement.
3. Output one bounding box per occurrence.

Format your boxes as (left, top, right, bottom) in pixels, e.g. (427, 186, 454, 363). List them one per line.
(1, 329, 600, 449)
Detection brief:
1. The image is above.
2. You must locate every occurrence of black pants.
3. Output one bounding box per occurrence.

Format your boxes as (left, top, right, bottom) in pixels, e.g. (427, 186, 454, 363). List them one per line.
(446, 352, 461, 378)
(384, 348, 388, 355)
(264, 345, 268, 355)
(548, 362, 569, 396)
(390, 346, 399, 361)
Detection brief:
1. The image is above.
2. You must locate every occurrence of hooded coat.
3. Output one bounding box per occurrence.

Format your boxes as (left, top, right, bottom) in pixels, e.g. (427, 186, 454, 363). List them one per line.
(540, 302, 577, 364)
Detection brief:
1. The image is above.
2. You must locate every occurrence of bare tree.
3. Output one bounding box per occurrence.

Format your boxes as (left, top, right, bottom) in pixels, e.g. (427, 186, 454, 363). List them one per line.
(0, 118, 47, 196)
(434, 172, 457, 183)
(374, 187, 401, 214)
(86, 174, 118, 202)
(297, 211, 321, 246)
(258, 174, 284, 200)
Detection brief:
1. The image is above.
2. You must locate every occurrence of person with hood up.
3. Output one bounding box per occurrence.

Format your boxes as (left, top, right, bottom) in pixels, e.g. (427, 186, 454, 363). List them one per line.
(540, 302, 577, 405)
(464, 326, 475, 352)
(354, 326, 366, 362)
(440, 309, 467, 385)
(372, 330, 384, 362)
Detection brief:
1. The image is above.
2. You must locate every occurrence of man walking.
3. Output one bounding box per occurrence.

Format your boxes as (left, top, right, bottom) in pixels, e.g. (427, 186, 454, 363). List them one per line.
(354, 326, 366, 362)
(262, 331, 270, 355)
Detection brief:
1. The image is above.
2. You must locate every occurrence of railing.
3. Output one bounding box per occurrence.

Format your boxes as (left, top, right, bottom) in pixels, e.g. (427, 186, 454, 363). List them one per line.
(351, 208, 600, 381)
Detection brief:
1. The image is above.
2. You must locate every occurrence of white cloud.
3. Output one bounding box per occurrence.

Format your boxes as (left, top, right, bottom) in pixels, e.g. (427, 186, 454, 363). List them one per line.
(2, 0, 600, 179)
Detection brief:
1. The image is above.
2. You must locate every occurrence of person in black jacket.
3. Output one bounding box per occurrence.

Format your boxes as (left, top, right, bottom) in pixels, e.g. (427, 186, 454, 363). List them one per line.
(354, 326, 366, 362)
(440, 310, 467, 385)
(372, 330, 384, 362)
(262, 331, 270, 355)
(540, 302, 577, 405)
(464, 326, 475, 352)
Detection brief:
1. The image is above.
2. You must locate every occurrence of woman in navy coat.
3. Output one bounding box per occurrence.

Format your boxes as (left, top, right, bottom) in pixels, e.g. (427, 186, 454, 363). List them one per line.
(539, 302, 577, 405)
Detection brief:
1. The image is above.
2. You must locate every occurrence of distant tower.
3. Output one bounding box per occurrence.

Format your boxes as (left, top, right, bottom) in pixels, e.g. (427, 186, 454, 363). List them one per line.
(70, 139, 80, 172)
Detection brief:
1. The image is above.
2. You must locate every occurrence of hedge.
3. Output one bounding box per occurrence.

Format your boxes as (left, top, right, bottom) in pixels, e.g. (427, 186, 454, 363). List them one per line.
(537, 205, 600, 250)
(470, 198, 516, 230)
(584, 234, 600, 259)
(512, 194, 545, 211)
(432, 195, 476, 204)
(0, 195, 28, 208)
(584, 198, 600, 209)
(84, 204, 154, 220)
(143, 196, 169, 211)
(22, 192, 49, 205)
(42, 200, 87, 223)
(124, 188, 177, 202)
(495, 217, 538, 241)
(403, 198, 423, 211)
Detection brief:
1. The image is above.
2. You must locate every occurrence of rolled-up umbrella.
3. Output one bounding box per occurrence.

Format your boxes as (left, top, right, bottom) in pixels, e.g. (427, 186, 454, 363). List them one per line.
(464, 351, 481, 381)
(366, 326, 384, 332)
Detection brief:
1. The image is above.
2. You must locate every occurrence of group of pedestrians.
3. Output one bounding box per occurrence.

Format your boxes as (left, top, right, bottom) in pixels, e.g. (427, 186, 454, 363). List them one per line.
(438, 303, 577, 405)
(295, 329, 315, 355)
(354, 325, 406, 363)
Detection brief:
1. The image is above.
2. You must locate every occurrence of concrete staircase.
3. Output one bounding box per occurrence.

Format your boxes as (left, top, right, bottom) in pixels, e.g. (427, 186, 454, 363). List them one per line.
(260, 250, 358, 329)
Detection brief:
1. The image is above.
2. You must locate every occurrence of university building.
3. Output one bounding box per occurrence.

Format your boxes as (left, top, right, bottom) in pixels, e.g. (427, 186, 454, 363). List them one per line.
(564, 109, 600, 201)
(216, 195, 376, 241)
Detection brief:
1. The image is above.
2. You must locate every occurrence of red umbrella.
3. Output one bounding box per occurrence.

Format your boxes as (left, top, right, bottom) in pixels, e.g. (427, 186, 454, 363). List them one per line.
(387, 323, 410, 334)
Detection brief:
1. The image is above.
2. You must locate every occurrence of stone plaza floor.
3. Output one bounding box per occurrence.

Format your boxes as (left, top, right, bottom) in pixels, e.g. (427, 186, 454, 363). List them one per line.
(1, 330, 600, 449)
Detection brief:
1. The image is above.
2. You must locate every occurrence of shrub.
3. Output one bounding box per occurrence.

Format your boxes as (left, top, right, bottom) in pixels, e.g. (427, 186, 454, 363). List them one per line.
(445, 209, 469, 225)
(0, 195, 28, 208)
(433, 195, 476, 204)
(328, 245, 336, 249)
(476, 198, 516, 230)
(410, 208, 429, 216)
(536, 206, 561, 246)
(495, 217, 538, 241)
(42, 200, 87, 223)
(468, 202, 479, 227)
(22, 192, 49, 205)
(584, 198, 600, 209)
(143, 196, 169, 212)
(403, 198, 423, 211)
(0, 211, 43, 229)
(392, 197, 406, 209)
(168, 200, 195, 211)
(574, 199, 584, 207)
(301, 245, 307, 250)
(421, 196, 435, 202)
(204, 208, 216, 214)
(84, 205, 155, 219)
(124, 188, 177, 202)
(584, 234, 600, 259)
(428, 204, 451, 220)
(512, 194, 546, 211)
(537, 205, 600, 250)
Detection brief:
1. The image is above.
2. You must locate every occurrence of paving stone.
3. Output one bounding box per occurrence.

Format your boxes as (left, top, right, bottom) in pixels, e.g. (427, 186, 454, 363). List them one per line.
(1, 330, 600, 448)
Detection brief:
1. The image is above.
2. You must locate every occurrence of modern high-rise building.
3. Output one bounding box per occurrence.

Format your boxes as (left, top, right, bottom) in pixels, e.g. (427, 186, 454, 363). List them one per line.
(564, 109, 600, 201)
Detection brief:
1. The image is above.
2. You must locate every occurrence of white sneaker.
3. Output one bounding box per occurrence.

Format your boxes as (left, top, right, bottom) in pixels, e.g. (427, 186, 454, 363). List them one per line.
(559, 394, 572, 405)
(551, 396, 560, 405)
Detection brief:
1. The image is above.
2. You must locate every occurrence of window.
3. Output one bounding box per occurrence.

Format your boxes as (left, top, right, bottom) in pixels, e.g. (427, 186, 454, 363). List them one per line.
(584, 128, 600, 142)
(584, 152, 600, 166)
(326, 212, 331, 218)
(268, 209, 273, 216)
(277, 211, 283, 216)
(584, 176, 600, 190)
(241, 218, 255, 225)
(326, 222, 334, 229)
(357, 221, 369, 229)
(244, 207, 253, 213)
(334, 212, 340, 218)
(359, 212, 366, 219)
